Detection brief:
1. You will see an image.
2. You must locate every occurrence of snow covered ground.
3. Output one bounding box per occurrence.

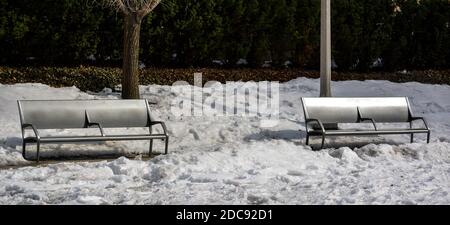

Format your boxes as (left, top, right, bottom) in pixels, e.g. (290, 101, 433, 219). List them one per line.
(0, 78, 449, 204)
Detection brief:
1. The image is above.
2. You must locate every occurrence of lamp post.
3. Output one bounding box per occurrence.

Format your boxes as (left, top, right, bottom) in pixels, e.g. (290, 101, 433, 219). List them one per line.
(320, 0, 332, 97)
(320, 0, 338, 130)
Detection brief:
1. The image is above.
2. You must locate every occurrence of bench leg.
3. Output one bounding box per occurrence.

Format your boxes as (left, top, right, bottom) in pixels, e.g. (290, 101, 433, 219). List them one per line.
(36, 141, 41, 163)
(22, 141, 28, 160)
(149, 139, 154, 157)
(23, 141, 41, 163)
(410, 122, 414, 143)
(164, 136, 169, 155)
(306, 134, 310, 145)
(320, 134, 326, 149)
(427, 131, 431, 143)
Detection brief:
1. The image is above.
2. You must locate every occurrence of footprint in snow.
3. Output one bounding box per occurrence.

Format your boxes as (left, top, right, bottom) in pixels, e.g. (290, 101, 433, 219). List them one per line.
(247, 194, 269, 205)
(189, 177, 217, 183)
(287, 170, 305, 177)
(282, 100, 294, 108)
(188, 129, 200, 140)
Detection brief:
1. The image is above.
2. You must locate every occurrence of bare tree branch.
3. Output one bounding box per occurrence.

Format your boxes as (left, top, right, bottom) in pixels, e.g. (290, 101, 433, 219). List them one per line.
(100, 0, 124, 13)
(101, 0, 161, 16)
(140, 0, 161, 16)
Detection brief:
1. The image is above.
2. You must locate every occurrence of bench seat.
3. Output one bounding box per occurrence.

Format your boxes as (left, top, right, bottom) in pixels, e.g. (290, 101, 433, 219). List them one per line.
(18, 99, 169, 162)
(24, 134, 168, 143)
(308, 128, 430, 136)
(301, 97, 431, 149)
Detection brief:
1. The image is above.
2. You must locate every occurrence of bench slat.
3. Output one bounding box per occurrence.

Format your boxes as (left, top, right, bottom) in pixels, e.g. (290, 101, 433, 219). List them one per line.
(308, 129, 429, 136)
(18, 100, 151, 129)
(302, 97, 411, 123)
(24, 134, 167, 143)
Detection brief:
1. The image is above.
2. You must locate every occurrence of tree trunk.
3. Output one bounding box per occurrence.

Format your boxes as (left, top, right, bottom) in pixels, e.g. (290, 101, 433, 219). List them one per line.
(122, 13, 142, 99)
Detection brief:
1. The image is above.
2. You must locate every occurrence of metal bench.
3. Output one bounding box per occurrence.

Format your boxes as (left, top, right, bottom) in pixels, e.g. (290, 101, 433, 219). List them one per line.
(301, 97, 431, 149)
(18, 99, 169, 162)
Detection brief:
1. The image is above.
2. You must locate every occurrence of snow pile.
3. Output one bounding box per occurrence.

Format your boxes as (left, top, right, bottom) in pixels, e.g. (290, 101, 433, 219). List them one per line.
(0, 78, 449, 204)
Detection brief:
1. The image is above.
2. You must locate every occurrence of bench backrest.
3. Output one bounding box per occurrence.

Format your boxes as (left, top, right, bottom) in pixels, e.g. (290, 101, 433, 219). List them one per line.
(18, 99, 151, 129)
(301, 97, 412, 123)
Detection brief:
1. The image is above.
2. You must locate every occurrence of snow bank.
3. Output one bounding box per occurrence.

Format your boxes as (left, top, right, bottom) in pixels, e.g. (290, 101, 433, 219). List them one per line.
(0, 78, 449, 204)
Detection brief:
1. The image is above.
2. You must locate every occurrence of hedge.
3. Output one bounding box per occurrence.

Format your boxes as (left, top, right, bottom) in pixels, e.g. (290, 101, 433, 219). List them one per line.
(1, 0, 449, 70)
(1, 66, 449, 92)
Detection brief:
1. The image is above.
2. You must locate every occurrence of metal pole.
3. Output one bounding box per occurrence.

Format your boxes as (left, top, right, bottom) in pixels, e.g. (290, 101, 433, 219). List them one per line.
(320, 0, 332, 97)
(320, 0, 337, 130)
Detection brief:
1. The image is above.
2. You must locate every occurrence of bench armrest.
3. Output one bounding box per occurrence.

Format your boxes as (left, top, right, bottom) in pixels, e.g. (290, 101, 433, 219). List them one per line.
(22, 123, 41, 141)
(149, 121, 168, 135)
(360, 118, 378, 131)
(87, 122, 106, 137)
(410, 117, 430, 130)
(305, 118, 326, 133)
